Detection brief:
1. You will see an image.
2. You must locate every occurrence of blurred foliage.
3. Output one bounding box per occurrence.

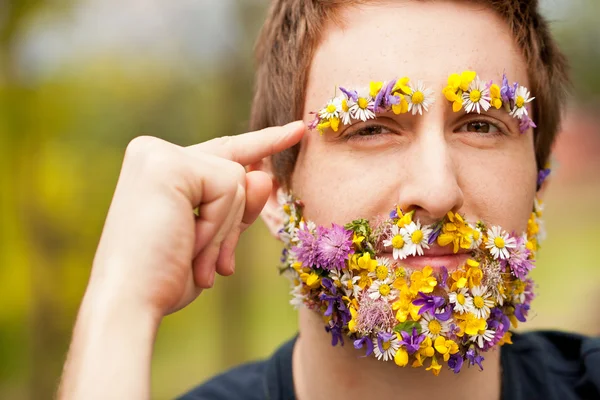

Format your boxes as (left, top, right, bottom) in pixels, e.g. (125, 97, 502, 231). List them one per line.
(0, 1, 599, 399)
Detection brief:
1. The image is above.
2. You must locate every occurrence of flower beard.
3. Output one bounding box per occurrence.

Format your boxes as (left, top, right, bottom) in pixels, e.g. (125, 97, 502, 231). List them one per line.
(278, 194, 544, 376)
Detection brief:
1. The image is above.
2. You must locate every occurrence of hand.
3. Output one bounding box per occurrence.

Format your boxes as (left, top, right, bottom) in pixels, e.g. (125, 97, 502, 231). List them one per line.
(87, 121, 304, 317)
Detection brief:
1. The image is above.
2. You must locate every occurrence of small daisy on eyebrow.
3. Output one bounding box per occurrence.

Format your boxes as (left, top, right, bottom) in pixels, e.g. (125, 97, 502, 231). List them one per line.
(462, 77, 491, 114)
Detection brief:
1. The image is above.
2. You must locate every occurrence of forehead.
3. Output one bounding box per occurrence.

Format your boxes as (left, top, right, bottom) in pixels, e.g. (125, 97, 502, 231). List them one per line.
(305, 1, 529, 115)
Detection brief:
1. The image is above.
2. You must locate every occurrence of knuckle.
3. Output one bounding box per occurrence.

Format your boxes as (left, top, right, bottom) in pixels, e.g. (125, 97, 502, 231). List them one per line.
(125, 136, 176, 174)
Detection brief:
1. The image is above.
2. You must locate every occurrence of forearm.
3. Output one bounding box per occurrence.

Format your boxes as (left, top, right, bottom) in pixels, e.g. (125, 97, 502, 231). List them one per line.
(58, 285, 161, 400)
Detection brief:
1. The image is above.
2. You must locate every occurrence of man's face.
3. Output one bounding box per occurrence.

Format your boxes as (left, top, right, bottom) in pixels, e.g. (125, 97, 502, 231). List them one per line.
(291, 1, 537, 268)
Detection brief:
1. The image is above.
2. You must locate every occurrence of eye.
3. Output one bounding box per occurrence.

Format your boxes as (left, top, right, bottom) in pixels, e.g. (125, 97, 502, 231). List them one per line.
(344, 124, 393, 141)
(456, 120, 502, 136)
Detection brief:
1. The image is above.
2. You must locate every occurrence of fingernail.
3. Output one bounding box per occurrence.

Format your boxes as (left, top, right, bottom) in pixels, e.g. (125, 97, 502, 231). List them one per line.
(284, 120, 305, 131)
(229, 253, 236, 274)
(207, 270, 215, 288)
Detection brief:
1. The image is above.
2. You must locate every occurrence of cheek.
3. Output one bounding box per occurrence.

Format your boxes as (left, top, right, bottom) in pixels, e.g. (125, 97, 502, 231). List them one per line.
(457, 139, 537, 232)
(291, 141, 405, 225)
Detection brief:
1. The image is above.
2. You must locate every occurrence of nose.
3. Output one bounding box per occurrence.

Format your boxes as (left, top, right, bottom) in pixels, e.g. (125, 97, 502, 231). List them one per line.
(396, 130, 464, 223)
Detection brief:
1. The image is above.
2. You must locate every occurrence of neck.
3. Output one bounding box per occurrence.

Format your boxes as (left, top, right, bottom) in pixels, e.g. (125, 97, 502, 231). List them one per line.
(293, 308, 502, 400)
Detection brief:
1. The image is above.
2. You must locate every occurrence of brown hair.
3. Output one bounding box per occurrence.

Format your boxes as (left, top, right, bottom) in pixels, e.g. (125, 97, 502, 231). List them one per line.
(249, 0, 569, 189)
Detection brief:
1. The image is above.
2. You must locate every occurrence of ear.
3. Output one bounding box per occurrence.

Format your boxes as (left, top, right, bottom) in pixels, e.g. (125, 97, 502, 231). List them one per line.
(248, 157, 285, 239)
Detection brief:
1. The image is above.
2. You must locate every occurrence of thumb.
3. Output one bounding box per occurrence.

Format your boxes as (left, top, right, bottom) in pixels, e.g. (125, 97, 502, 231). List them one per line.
(241, 170, 273, 229)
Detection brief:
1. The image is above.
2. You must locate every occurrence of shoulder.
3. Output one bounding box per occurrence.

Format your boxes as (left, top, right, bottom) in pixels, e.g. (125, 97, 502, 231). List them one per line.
(177, 360, 269, 400)
(503, 330, 600, 400)
(177, 337, 297, 400)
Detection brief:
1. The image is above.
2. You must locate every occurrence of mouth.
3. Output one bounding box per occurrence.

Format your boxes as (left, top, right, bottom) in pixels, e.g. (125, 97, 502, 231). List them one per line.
(379, 246, 472, 270)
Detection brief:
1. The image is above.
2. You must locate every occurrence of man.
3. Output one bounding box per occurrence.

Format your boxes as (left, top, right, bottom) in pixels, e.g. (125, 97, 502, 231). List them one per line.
(58, 1, 600, 399)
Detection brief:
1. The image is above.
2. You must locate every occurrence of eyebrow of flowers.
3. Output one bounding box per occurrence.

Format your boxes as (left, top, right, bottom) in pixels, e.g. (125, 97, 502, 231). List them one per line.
(309, 72, 535, 135)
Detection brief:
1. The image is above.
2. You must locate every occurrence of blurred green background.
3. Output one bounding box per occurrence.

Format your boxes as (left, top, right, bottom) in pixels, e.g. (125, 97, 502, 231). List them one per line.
(0, 0, 599, 399)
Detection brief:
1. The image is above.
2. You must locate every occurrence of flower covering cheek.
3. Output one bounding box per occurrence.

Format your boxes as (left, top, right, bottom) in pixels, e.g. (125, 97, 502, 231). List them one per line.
(278, 192, 544, 376)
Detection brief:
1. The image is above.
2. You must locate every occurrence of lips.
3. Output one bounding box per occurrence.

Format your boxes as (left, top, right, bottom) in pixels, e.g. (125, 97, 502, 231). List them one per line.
(379, 246, 472, 270)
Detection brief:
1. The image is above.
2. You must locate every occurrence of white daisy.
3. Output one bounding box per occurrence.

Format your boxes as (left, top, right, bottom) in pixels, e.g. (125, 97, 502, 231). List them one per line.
(372, 333, 400, 362)
(368, 279, 398, 301)
(318, 97, 342, 120)
(486, 226, 517, 260)
(470, 285, 495, 319)
(339, 95, 352, 125)
(400, 221, 432, 256)
(406, 80, 435, 115)
(382, 225, 408, 260)
(289, 283, 306, 309)
(340, 271, 360, 297)
(349, 88, 375, 122)
(510, 86, 535, 119)
(448, 288, 475, 314)
(469, 226, 484, 249)
(462, 77, 491, 114)
(369, 258, 393, 281)
(470, 328, 496, 348)
(419, 312, 450, 339)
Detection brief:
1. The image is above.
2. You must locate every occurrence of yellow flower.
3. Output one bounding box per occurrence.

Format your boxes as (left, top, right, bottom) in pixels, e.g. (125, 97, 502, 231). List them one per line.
(498, 331, 513, 346)
(348, 306, 358, 333)
(370, 81, 384, 98)
(412, 352, 424, 368)
(443, 71, 476, 113)
(391, 94, 409, 114)
(527, 213, 540, 238)
(426, 357, 442, 376)
(409, 265, 437, 295)
(352, 233, 365, 248)
(393, 291, 421, 322)
(456, 313, 487, 336)
(392, 77, 412, 95)
(357, 253, 378, 272)
(437, 211, 475, 253)
(395, 207, 414, 228)
(434, 336, 459, 362)
(465, 260, 483, 288)
(316, 117, 340, 134)
(357, 270, 372, 290)
(300, 271, 321, 289)
(394, 346, 409, 367)
(419, 336, 435, 358)
(450, 269, 468, 292)
(490, 84, 503, 109)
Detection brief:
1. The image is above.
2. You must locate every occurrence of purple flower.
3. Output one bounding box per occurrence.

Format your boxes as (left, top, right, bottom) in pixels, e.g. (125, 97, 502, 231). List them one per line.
(434, 306, 453, 322)
(514, 303, 530, 323)
(325, 323, 344, 347)
(523, 279, 535, 303)
(377, 331, 395, 354)
(448, 353, 464, 374)
(488, 307, 510, 335)
(537, 167, 551, 188)
(316, 224, 354, 270)
(373, 80, 394, 113)
(438, 266, 449, 289)
(428, 224, 442, 245)
(389, 208, 398, 219)
(398, 327, 425, 355)
(308, 114, 319, 130)
(504, 236, 535, 280)
(466, 348, 485, 371)
(339, 86, 358, 102)
(354, 336, 374, 357)
(413, 292, 445, 315)
(519, 114, 537, 134)
(500, 73, 517, 106)
(292, 226, 319, 268)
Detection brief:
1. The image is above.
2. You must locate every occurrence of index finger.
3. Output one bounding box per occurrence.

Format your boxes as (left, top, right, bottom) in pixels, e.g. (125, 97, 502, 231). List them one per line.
(186, 121, 305, 166)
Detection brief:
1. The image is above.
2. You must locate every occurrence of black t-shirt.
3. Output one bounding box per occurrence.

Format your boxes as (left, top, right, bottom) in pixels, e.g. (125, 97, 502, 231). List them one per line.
(179, 330, 600, 400)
